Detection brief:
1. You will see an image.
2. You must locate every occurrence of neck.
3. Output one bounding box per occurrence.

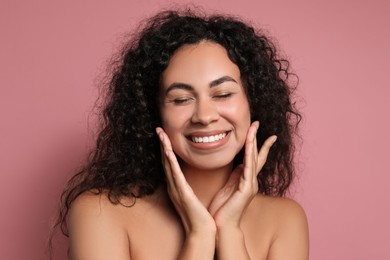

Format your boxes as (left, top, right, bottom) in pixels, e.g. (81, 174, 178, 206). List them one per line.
(180, 162, 233, 208)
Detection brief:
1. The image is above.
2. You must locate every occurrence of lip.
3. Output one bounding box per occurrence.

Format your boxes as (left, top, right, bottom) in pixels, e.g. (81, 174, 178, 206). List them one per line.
(187, 130, 229, 138)
(186, 130, 231, 150)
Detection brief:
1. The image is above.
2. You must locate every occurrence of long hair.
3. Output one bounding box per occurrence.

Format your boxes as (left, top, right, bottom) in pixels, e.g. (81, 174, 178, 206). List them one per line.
(53, 8, 301, 240)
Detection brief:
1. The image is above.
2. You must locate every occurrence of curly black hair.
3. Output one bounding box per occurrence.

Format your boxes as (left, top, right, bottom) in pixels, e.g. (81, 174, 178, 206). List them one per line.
(54, 8, 301, 239)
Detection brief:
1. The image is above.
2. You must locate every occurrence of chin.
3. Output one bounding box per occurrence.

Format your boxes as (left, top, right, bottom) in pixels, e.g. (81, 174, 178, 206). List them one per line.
(179, 152, 237, 171)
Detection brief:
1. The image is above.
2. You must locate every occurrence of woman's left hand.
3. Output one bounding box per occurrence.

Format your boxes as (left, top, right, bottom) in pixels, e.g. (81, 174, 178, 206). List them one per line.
(208, 121, 277, 229)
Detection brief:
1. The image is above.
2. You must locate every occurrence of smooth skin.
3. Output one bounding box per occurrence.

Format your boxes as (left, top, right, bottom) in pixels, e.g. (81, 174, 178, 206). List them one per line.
(67, 41, 309, 260)
(156, 121, 279, 259)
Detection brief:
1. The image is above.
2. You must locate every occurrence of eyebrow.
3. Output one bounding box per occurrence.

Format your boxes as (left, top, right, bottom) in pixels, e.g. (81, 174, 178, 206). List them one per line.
(165, 76, 238, 95)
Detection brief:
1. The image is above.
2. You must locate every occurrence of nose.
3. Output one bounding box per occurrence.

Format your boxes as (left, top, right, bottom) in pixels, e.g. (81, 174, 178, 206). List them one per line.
(191, 98, 219, 125)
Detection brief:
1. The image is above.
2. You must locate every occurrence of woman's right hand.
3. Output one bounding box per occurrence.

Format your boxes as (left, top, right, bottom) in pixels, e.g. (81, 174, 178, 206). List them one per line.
(156, 127, 216, 240)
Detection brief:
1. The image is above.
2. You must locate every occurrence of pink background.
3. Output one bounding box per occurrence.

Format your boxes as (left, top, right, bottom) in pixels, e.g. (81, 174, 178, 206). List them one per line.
(1, 1, 389, 259)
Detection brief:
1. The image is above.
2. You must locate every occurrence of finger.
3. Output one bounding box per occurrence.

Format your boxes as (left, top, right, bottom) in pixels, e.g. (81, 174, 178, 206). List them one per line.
(156, 127, 184, 196)
(256, 135, 277, 173)
(248, 122, 260, 191)
(165, 146, 187, 188)
(155, 127, 166, 171)
(156, 128, 190, 192)
(223, 165, 242, 191)
(252, 124, 259, 184)
(156, 128, 175, 191)
(156, 129, 168, 170)
(243, 122, 259, 182)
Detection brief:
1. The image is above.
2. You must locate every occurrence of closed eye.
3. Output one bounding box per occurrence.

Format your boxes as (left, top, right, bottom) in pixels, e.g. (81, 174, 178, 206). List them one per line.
(171, 97, 194, 105)
(213, 93, 233, 99)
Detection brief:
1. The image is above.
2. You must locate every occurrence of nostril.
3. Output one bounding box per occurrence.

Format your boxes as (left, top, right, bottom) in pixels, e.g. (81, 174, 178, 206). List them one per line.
(191, 102, 220, 125)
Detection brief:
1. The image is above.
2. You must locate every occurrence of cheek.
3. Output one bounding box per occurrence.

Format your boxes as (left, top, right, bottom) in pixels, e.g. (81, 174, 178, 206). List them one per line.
(219, 98, 251, 124)
(219, 98, 251, 144)
(161, 107, 191, 142)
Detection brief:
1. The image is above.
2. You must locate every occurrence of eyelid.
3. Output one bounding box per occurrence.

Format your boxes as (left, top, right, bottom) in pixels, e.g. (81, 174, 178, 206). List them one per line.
(166, 96, 195, 105)
(213, 92, 235, 99)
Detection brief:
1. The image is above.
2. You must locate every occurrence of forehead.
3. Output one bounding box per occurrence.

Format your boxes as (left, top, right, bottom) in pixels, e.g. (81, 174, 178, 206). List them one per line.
(161, 41, 241, 88)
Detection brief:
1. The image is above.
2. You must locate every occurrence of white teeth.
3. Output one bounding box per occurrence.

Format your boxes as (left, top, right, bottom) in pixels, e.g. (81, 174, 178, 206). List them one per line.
(191, 133, 227, 143)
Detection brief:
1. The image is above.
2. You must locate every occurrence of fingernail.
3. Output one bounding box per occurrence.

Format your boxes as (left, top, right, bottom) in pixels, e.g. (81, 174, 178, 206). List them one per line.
(271, 135, 277, 144)
(156, 128, 164, 140)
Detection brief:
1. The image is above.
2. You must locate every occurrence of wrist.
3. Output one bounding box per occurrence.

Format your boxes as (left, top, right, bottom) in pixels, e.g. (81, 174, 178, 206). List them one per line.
(178, 231, 216, 260)
(187, 225, 217, 241)
(215, 227, 250, 260)
(216, 225, 243, 242)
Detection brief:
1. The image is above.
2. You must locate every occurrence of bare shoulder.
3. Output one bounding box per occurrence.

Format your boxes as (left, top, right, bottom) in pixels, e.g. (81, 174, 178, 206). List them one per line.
(254, 195, 307, 223)
(252, 195, 309, 260)
(67, 189, 179, 260)
(69, 190, 137, 220)
(68, 191, 133, 260)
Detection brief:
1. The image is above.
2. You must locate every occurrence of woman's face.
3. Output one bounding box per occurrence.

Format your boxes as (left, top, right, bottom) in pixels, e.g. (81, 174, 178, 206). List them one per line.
(160, 41, 251, 171)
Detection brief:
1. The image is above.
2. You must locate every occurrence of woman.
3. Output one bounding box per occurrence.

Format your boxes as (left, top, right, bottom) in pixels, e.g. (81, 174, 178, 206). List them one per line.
(55, 9, 308, 260)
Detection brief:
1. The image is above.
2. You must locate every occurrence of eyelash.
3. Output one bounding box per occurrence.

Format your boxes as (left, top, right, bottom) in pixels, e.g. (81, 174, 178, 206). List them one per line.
(172, 98, 193, 104)
(213, 93, 233, 99)
(170, 93, 233, 105)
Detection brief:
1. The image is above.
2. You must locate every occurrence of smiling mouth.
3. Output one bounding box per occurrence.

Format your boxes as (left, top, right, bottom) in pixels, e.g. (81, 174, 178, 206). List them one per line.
(189, 131, 230, 143)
